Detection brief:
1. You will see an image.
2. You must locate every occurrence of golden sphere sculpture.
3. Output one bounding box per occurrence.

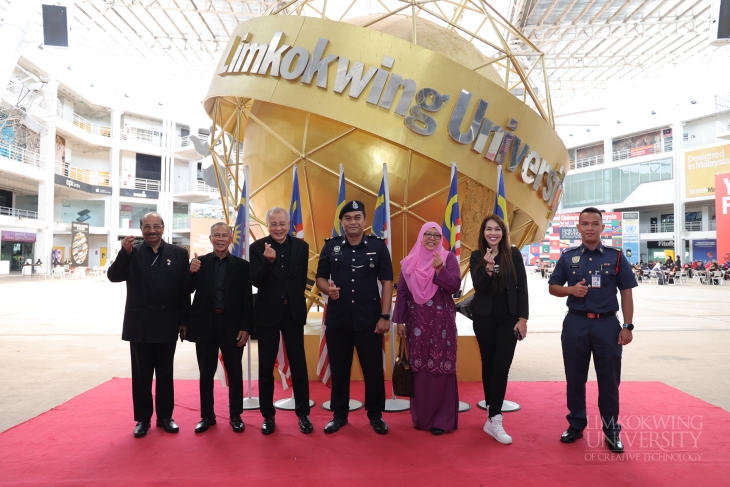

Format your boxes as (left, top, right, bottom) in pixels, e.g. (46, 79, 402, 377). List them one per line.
(203, 8, 569, 281)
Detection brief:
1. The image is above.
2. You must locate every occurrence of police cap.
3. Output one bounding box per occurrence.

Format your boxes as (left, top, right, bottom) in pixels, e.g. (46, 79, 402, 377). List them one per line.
(339, 200, 366, 219)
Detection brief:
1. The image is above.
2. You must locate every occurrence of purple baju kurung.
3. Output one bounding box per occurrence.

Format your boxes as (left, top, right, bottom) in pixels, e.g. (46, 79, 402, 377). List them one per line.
(393, 252, 461, 431)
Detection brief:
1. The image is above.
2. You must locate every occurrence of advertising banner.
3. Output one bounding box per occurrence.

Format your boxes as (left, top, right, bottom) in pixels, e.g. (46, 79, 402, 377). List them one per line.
(70, 222, 90, 267)
(189, 204, 227, 258)
(54, 174, 113, 195)
(715, 173, 730, 264)
(537, 211, 639, 264)
(691, 239, 717, 264)
(1, 231, 36, 243)
(685, 144, 730, 198)
(119, 188, 159, 199)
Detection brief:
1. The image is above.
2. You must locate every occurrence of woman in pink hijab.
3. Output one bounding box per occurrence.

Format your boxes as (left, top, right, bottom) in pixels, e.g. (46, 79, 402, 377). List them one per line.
(393, 222, 462, 435)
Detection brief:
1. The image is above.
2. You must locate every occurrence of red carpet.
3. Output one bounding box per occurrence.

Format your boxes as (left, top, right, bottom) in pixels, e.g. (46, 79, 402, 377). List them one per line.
(1, 379, 729, 486)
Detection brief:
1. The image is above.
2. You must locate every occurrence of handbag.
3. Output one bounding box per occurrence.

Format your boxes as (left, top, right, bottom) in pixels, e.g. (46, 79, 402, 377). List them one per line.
(392, 337, 414, 397)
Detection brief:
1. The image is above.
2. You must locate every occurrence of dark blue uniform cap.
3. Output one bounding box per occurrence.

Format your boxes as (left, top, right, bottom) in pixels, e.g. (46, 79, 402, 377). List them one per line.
(339, 200, 366, 219)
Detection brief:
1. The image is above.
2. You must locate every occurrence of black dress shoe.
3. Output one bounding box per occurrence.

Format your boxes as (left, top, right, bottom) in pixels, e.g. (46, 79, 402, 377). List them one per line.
(560, 426, 583, 443)
(156, 418, 179, 434)
(134, 421, 150, 438)
(195, 417, 216, 434)
(324, 417, 348, 434)
(298, 416, 313, 434)
(431, 428, 444, 436)
(261, 416, 275, 435)
(605, 434, 624, 453)
(370, 418, 389, 435)
(230, 416, 245, 433)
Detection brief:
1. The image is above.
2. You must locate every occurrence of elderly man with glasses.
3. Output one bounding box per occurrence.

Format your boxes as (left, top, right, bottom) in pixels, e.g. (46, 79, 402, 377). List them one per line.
(250, 207, 313, 435)
(186, 222, 254, 434)
(108, 212, 191, 438)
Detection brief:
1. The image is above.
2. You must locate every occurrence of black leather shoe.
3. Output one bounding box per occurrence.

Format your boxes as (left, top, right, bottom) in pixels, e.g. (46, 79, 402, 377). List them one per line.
(230, 416, 245, 433)
(133, 421, 150, 438)
(560, 426, 583, 443)
(370, 418, 389, 435)
(324, 417, 348, 434)
(431, 428, 444, 436)
(298, 416, 313, 434)
(156, 418, 179, 434)
(261, 416, 275, 435)
(195, 417, 216, 433)
(605, 434, 624, 453)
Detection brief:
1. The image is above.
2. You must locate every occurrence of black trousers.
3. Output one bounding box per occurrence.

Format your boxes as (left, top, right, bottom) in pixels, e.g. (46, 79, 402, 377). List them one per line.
(257, 307, 311, 418)
(129, 341, 177, 422)
(472, 311, 518, 418)
(326, 327, 385, 421)
(195, 314, 244, 419)
(561, 313, 622, 435)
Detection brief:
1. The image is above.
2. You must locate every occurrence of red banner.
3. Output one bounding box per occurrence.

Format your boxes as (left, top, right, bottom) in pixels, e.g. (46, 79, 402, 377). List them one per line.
(715, 173, 730, 265)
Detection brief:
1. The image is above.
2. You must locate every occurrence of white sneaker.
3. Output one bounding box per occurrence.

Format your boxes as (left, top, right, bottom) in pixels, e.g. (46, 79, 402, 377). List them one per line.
(483, 414, 512, 444)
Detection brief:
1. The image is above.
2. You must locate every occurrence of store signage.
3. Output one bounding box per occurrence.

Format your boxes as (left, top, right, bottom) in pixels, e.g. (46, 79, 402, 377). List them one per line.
(1, 231, 36, 243)
(218, 31, 564, 211)
(715, 173, 730, 264)
(119, 188, 159, 199)
(648, 240, 675, 248)
(54, 174, 113, 195)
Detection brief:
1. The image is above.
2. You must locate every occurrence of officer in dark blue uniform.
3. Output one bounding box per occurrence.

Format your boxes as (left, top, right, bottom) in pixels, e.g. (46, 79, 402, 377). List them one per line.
(548, 207, 636, 453)
(315, 200, 394, 435)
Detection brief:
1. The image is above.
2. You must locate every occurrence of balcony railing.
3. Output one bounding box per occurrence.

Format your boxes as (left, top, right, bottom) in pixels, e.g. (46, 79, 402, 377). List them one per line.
(640, 223, 675, 233)
(682, 134, 723, 148)
(56, 101, 112, 138)
(0, 206, 38, 219)
(612, 140, 673, 162)
(0, 141, 45, 169)
(177, 135, 192, 149)
(121, 127, 165, 147)
(123, 178, 163, 192)
(55, 161, 111, 187)
(711, 220, 716, 230)
(684, 221, 702, 231)
(174, 180, 219, 195)
(172, 216, 190, 230)
(570, 154, 604, 170)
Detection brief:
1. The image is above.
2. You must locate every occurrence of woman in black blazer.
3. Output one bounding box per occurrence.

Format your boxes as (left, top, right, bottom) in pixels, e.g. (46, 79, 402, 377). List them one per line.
(469, 214, 528, 445)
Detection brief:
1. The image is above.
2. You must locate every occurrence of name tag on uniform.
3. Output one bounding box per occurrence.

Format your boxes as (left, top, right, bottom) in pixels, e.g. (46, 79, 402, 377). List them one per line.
(592, 274, 601, 288)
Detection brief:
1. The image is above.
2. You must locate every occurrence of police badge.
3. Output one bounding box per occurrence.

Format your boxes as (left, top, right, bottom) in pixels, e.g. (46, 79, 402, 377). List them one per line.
(572, 255, 580, 263)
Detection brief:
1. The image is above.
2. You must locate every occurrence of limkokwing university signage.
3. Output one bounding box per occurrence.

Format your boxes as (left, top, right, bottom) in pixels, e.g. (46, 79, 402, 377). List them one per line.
(54, 175, 113, 195)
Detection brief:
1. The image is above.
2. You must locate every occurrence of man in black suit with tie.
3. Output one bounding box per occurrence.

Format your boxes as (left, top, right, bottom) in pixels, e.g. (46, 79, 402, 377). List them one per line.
(250, 207, 313, 435)
(187, 222, 253, 434)
(108, 212, 191, 438)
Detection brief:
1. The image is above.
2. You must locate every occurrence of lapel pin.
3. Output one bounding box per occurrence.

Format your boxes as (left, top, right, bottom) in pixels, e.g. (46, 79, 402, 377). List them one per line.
(167, 259, 171, 265)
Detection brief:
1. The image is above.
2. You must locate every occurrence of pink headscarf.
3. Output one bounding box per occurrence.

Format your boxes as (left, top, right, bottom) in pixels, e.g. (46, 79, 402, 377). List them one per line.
(400, 222, 450, 305)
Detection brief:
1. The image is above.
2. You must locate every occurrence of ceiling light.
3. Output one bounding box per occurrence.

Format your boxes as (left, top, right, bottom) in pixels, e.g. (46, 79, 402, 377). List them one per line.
(67, 66, 71, 70)
(90, 83, 94, 88)
(617, 120, 621, 124)
(124, 93, 129, 97)
(586, 128, 591, 132)
(569, 133, 573, 136)
(158, 102, 163, 106)
(38, 44, 43, 50)
(651, 110, 656, 115)
(691, 100, 697, 104)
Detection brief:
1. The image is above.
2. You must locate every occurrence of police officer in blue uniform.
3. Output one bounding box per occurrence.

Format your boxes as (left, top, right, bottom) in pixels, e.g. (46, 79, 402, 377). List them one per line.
(548, 207, 636, 453)
(315, 200, 394, 435)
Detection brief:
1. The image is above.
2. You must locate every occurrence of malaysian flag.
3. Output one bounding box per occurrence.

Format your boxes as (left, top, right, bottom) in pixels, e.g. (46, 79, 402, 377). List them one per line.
(371, 163, 390, 377)
(494, 164, 508, 228)
(289, 164, 304, 239)
(317, 164, 346, 388)
(442, 162, 461, 256)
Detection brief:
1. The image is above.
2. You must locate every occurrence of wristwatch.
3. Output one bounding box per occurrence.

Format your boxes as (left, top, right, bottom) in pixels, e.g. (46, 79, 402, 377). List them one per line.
(622, 323, 634, 330)
(381, 314, 391, 320)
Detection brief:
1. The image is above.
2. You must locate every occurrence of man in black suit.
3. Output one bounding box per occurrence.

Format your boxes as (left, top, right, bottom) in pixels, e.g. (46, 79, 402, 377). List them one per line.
(250, 207, 313, 435)
(108, 212, 190, 438)
(187, 222, 253, 434)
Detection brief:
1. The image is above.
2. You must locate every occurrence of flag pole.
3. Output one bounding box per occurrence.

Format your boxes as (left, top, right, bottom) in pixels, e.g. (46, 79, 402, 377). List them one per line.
(242, 164, 260, 410)
(383, 163, 410, 412)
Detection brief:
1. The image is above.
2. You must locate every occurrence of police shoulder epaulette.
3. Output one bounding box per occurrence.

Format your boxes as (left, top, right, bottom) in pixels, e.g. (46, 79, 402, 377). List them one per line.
(562, 246, 580, 254)
(603, 246, 623, 252)
(324, 236, 337, 242)
(368, 234, 384, 240)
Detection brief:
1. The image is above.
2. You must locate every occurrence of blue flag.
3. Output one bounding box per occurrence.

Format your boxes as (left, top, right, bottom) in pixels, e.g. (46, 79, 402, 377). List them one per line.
(332, 165, 346, 237)
(371, 173, 388, 244)
(441, 163, 461, 256)
(290, 165, 304, 239)
(494, 165, 508, 227)
(231, 178, 247, 258)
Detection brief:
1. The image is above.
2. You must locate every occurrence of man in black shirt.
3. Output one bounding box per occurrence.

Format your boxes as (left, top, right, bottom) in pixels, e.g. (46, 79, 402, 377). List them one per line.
(108, 212, 191, 438)
(187, 222, 254, 433)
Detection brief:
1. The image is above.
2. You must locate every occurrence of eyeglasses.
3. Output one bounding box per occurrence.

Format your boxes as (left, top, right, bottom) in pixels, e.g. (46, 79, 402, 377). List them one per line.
(423, 232, 441, 240)
(142, 224, 163, 231)
(212, 233, 230, 239)
(268, 222, 289, 228)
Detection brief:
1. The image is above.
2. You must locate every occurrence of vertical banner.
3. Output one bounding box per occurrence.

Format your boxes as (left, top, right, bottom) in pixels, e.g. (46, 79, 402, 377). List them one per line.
(70, 222, 89, 268)
(714, 173, 730, 264)
(621, 212, 640, 264)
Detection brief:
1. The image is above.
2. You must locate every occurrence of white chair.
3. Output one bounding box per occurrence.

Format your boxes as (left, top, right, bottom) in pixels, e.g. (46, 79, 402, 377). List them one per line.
(676, 270, 687, 285)
(711, 271, 724, 285)
(52, 267, 65, 280)
(36, 268, 50, 281)
(648, 270, 660, 284)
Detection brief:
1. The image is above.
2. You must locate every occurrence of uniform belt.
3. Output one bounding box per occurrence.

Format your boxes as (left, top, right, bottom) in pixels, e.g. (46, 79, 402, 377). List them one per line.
(212, 307, 224, 314)
(568, 309, 615, 319)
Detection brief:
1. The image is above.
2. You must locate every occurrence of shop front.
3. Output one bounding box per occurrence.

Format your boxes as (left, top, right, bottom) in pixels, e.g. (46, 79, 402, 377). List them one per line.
(0, 231, 37, 273)
(647, 240, 674, 264)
